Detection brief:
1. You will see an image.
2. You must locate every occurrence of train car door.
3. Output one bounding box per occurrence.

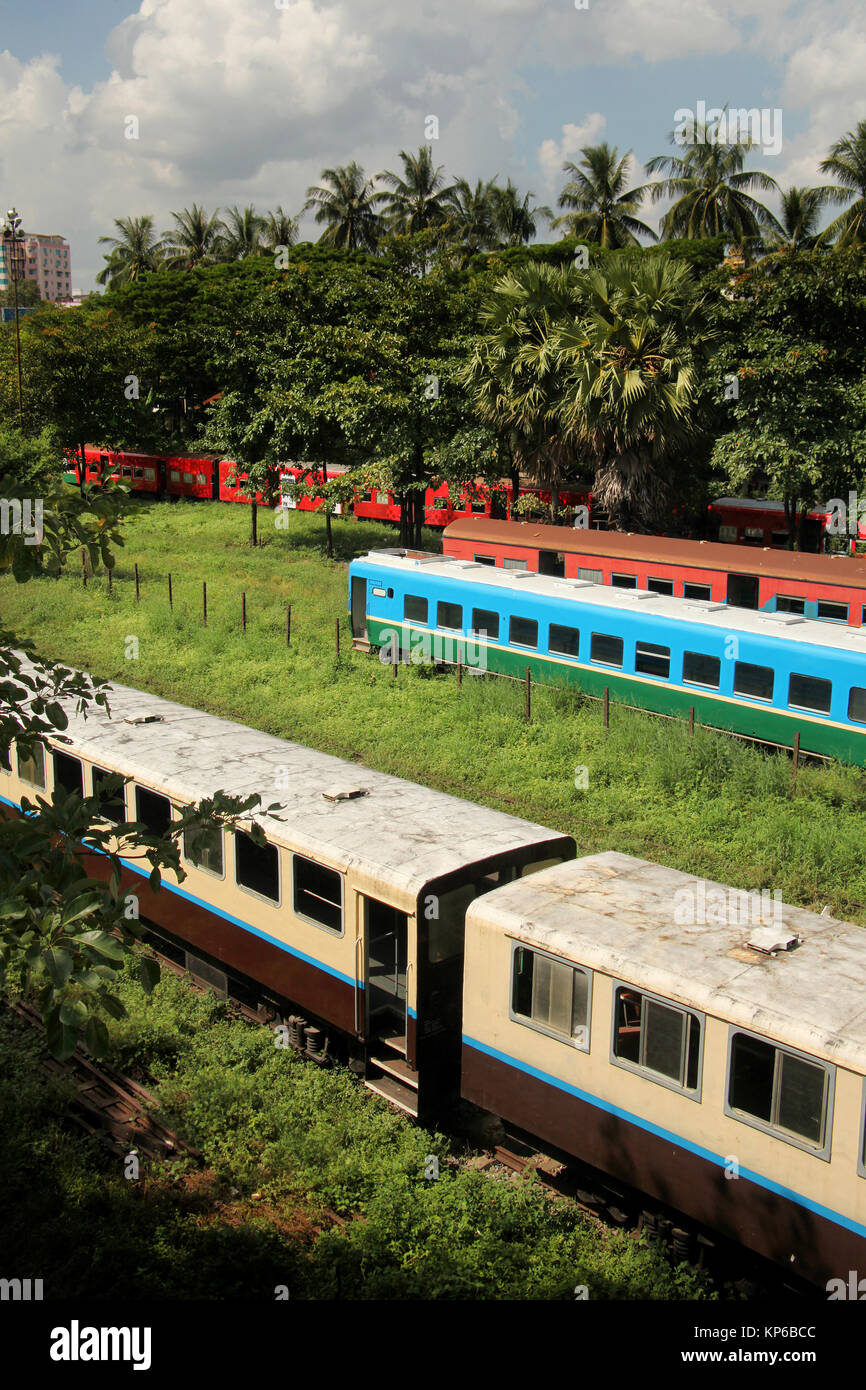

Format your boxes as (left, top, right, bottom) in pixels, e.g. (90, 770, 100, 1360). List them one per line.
(351, 576, 368, 641)
(156, 459, 168, 500)
(364, 897, 408, 1053)
(726, 573, 759, 608)
(538, 549, 565, 578)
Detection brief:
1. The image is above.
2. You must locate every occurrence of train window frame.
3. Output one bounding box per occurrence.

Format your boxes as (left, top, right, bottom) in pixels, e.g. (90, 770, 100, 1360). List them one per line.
(404, 594, 428, 625)
(509, 942, 591, 1052)
(509, 615, 538, 649)
(503, 557, 528, 572)
(611, 573, 638, 590)
(733, 660, 774, 702)
(682, 582, 712, 601)
(182, 818, 225, 880)
(549, 623, 580, 659)
(234, 828, 281, 907)
(724, 1027, 834, 1160)
(578, 567, 603, 584)
(16, 742, 46, 789)
(848, 687, 866, 725)
(817, 600, 849, 623)
(776, 595, 806, 615)
(590, 632, 624, 669)
(647, 576, 674, 596)
(682, 650, 721, 690)
(135, 785, 173, 837)
(473, 554, 497, 566)
(788, 672, 832, 716)
(437, 600, 463, 631)
(91, 765, 126, 824)
(635, 641, 671, 680)
(471, 607, 500, 640)
(609, 982, 704, 1100)
(52, 748, 84, 798)
(857, 1079, 866, 1179)
(292, 853, 344, 936)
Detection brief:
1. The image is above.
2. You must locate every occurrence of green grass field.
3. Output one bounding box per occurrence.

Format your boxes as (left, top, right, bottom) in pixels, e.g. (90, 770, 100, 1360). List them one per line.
(3, 497, 866, 920)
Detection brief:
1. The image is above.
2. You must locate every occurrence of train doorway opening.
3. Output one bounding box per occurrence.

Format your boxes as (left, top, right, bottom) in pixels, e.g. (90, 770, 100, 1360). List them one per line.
(538, 549, 566, 578)
(351, 577, 368, 641)
(364, 896, 408, 1054)
(726, 573, 759, 608)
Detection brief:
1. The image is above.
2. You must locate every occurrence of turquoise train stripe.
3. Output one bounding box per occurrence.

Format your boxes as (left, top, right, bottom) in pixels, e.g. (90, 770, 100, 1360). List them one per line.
(0, 789, 358, 991)
(462, 1033, 866, 1241)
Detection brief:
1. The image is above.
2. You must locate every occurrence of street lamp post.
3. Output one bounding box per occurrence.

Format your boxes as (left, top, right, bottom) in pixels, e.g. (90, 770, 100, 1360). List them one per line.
(2, 208, 24, 422)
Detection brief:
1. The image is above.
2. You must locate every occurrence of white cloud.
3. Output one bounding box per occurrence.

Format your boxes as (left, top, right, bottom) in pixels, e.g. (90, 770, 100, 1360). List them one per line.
(538, 115, 607, 189)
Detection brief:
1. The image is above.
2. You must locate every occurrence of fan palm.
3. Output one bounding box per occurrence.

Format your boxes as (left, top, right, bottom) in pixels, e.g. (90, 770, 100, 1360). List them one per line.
(303, 163, 384, 251)
(261, 206, 300, 251)
(551, 144, 657, 247)
(378, 146, 454, 234)
(818, 120, 866, 247)
(490, 180, 552, 246)
(162, 205, 225, 269)
(95, 215, 165, 286)
(217, 205, 265, 260)
(645, 123, 783, 242)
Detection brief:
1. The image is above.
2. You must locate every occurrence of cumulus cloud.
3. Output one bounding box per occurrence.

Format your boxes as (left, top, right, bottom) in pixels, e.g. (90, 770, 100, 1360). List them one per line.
(538, 116, 607, 190)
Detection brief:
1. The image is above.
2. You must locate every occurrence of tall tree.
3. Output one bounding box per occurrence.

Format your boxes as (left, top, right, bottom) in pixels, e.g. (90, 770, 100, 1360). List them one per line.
(162, 205, 225, 269)
(819, 120, 866, 248)
(443, 178, 500, 263)
(764, 187, 828, 253)
(645, 123, 783, 242)
(551, 145, 656, 247)
(261, 207, 300, 252)
(303, 163, 384, 251)
(217, 205, 265, 261)
(490, 180, 552, 247)
(378, 146, 455, 234)
(95, 216, 165, 287)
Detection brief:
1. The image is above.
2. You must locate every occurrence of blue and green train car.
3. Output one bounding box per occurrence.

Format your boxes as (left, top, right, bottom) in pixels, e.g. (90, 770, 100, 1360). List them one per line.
(348, 548, 866, 765)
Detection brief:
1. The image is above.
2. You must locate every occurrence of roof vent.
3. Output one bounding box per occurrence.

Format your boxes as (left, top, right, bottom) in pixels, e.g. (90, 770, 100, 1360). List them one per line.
(124, 714, 165, 725)
(508, 571, 534, 580)
(766, 612, 805, 625)
(745, 926, 800, 955)
(322, 786, 369, 803)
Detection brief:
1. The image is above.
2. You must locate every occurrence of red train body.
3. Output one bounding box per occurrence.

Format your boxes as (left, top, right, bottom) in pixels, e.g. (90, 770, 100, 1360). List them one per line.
(709, 496, 866, 550)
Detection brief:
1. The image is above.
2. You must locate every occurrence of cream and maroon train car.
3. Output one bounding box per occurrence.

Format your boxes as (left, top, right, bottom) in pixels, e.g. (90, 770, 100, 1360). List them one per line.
(461, 851, 866, 1286)
(0, 671, 574, 1119)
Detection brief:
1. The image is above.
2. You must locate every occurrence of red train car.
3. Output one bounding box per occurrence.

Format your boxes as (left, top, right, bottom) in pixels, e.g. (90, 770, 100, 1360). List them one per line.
(443, 515, 866, 626)
(353, 478, 591, 528)
(709, 497, 866, 551)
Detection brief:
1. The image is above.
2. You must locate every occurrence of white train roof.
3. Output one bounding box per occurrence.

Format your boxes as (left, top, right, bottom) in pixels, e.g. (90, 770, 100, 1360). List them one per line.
(359, 550, 866, 656)
(18, 663, 570, 901)
(468, 852, 866, 1073)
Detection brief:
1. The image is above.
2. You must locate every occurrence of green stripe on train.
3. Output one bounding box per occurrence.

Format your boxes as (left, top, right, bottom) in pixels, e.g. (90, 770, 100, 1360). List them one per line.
(365, 617, 866, 765)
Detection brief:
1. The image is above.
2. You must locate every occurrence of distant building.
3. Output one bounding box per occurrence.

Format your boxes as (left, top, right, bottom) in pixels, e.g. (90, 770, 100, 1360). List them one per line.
(0, 231, 72, 302)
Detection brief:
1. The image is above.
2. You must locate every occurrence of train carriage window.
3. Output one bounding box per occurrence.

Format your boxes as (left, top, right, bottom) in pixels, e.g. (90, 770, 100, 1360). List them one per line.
(52, 750, 84, 797)
(0, 743, 10, 773)
(734, 661, 774, 701)
(121, 466, 133, 478)
(437, 601, 463, 631)
(549, 623, 580, 658)
(727, 1031, 830, 1151)
(473, 554, 497, 566)
(817, 600, 849, 623)
(682, 582, 712, 601)
(404, 594, 428, 624)
(235, 829, 280, 904)
(183, 820, 224, 877)
(771, 531, 790, 547)
(134, 467, 144, 479)
(788, 673, 832, 715)
(683, 651, 721, 689)
(511, 945, 590, 1049)
(776, 595, 806, 615)
(293, 854, 342, 933)
(611, 573, 638, 589)
(135, 786, 172, 836)
(848, 687, 866, 724)
(635, 642, 670, 679)
(578, 568, 603, 584)
(144, 468, 155, 482)
(719, 525, 737, 543)
(590, 632, 624, 668)
(195, 473, 206, 486)
(612, 986, 701, 1093)
(647, 577, 674, 596)
(503, 557, 528, 571)
(471, 607, 500, 640)
(470, 499, 487, 514)
(17, 742, 45, 789)
(743, 527, 764, 545)
(91, 766, 126, 823)
(510, 616, 538, 649)
(169, 469, 181, 483)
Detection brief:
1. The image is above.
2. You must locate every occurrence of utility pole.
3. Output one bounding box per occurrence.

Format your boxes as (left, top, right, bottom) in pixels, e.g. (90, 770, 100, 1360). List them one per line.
(1, 208, 24, 422)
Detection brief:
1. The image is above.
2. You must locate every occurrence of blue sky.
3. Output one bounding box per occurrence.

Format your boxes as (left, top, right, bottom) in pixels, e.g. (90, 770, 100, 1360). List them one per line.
(0, 0, 862, 288)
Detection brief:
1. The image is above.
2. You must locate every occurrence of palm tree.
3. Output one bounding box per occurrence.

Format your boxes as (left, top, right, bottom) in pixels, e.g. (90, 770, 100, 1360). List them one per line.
(443, 178, 500, 262)
(490, 180, 552, 246)
(645, 122, 783, 242)
(162, 205, 225, 269)
(261, 206, 300, 251)
(555, 257, 713, 529)
(378, 146, 454, 234)
(95, 215, 165, 286)
(551, 144, 657, 247)
(764, 186, 828, 252)
(303, 163, 384, 251)
(217, 205, 265, 260)
(818, 120, 866, 247)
